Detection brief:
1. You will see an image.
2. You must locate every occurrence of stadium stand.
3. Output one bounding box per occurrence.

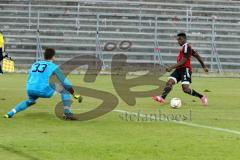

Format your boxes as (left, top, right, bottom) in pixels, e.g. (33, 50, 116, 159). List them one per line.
(0, 0, 240, 72)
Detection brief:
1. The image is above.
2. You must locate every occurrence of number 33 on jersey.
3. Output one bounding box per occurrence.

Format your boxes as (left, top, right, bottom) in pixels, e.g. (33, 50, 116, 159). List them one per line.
(27, 61, 59, 91)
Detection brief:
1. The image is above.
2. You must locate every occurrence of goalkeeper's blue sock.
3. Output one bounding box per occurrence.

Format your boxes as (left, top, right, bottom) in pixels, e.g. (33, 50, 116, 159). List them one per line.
(64, 107, 71, 114)
(61, 92, 72, 114)
(7, 100, 35, 117)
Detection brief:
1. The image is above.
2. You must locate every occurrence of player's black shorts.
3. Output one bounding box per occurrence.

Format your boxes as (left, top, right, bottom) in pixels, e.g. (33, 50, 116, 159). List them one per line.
(169, 68, 192, 84)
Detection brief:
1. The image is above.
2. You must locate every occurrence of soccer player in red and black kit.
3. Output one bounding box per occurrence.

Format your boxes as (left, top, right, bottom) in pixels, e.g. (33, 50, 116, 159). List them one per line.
(152, 33, 208, 106)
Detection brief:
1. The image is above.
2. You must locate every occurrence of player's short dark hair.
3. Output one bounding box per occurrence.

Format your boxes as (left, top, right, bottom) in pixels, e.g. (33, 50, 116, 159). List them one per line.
(44, 48, 55, 60)
(177, 32, 187, 39)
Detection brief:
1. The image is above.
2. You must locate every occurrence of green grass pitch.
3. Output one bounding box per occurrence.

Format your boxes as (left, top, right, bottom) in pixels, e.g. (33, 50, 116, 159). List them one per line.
(0, 74, 240, 160)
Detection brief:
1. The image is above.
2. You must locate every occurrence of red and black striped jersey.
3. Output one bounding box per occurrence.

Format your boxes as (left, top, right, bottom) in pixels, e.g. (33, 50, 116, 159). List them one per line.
(177, 43, 192, 72)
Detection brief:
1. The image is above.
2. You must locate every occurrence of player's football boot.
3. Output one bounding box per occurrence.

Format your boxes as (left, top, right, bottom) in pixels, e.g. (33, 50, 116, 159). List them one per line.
(200, 96, 208, 106)
(3, 113, 13, 118)
(63, 112, 78, 120)
(152, 95, 165, 104)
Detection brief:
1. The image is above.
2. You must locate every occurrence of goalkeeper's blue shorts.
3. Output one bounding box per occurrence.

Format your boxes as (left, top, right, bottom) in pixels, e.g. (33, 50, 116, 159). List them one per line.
(27, 87, 71, 106)
(27, 87, 55, 102)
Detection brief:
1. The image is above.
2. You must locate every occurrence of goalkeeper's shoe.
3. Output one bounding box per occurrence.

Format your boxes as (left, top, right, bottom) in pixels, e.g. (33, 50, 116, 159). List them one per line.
(4, 111, 15, 118)
(63, 112, 78, 121)
(3, 113, 13, 118)
(73, 94, 83, 103)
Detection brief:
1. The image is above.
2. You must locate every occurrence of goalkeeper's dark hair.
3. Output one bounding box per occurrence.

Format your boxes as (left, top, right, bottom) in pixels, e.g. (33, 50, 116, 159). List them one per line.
(177, 32, 187, 39)
(44, 48, 55, 60)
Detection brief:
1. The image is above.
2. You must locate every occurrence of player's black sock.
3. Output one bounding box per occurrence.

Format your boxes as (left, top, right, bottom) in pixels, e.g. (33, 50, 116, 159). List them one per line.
(190, 89, 203, 99)
(162, 86, 172, 99)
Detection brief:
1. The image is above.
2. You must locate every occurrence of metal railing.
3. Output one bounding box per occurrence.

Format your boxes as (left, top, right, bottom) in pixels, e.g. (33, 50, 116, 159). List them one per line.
(211, 16, 223, 74)
(3, 1, 240, 72)
(35, 11, 43, 61)
(153, 16, 164, 67)
(95, 14, 106, 69)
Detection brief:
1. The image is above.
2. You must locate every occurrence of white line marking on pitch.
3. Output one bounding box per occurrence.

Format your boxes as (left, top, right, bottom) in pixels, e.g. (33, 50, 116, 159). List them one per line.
(25, 108, 240, 135)
(113, 109, 240, 136)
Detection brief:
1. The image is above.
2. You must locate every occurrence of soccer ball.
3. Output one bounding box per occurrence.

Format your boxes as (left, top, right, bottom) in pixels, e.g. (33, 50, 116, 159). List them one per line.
(170, 98, 182, 109)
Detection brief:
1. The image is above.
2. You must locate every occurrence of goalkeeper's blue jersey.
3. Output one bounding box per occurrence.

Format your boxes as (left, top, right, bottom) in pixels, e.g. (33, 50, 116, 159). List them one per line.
(27, 60, 72, 92)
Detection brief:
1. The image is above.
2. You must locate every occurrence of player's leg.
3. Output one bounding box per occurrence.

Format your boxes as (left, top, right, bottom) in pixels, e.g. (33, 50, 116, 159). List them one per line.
(181, 68, 208, 105)
(182, 83, 202, 98)
(152, 69, 180, 103)
(162, 78, 176, 99)
(182, 84, 208, 105)
(60, 90, 72, 114)
(4, 96, 38, 118)
(53, 83, 74, 117)
(59, 90, 78, 120)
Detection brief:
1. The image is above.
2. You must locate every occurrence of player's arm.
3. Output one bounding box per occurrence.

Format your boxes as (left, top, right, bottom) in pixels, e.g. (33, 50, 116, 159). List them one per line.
(192, 49, 208, 72)
(166, 57, 188, 72)
(166, 45, 190, 72)
(54, 67, 83, 102)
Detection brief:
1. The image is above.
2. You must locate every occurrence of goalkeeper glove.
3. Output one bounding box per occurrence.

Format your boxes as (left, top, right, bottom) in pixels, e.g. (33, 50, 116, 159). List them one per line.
(73, 94, 83, 103)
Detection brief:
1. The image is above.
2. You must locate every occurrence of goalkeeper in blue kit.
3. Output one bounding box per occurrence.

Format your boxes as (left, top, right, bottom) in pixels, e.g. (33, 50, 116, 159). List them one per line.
(4, 48, 82, 119)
